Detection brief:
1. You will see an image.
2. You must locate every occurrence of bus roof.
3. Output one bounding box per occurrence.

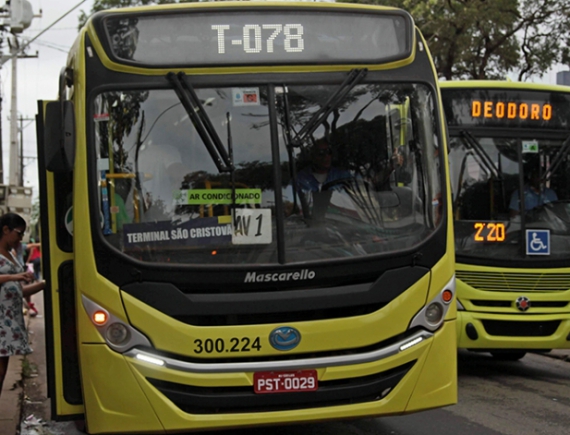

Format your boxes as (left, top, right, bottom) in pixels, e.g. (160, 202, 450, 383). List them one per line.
(440, 79, 570, 94)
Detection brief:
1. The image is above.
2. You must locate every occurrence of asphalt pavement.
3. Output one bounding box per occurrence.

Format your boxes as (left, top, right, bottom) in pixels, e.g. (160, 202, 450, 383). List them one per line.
(1, 295, 569, 435)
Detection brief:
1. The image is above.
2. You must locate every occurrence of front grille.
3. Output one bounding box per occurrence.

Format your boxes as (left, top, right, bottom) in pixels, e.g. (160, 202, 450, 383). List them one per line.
(471, 300, 568, 308)
(172, 304, 385, 326)
(482, 320, 560, 337)
(123, 266, 429, 327)
(471, 300, 511, 307)
(530, 302, 569, 308)
(457, 271, 570, 292)
(147, 361, 415, 414)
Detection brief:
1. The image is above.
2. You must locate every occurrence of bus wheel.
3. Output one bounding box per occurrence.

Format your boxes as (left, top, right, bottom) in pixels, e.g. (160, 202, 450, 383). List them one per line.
(490, 351, 527, 361)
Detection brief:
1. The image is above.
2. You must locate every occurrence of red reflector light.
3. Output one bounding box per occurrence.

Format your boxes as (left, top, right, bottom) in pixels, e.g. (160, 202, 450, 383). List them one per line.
(93, 311, 108, 325)
(442, 289, 453, 303)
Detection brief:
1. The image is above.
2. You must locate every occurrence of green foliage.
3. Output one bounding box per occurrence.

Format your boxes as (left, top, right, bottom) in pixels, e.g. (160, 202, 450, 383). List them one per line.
(78, 0, 199, 29)
(21, 357, 38, 379)
(340, 0, 570, 81)
(78, 0, 570, 81)
(30, 197, 40, 225)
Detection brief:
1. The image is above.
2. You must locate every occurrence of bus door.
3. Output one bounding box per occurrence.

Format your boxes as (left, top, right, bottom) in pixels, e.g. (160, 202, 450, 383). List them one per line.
(36, 99, 84, 419)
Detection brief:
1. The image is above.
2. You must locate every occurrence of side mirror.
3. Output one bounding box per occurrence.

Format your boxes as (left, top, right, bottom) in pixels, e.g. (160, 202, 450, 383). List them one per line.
(43, 100, 75, 173)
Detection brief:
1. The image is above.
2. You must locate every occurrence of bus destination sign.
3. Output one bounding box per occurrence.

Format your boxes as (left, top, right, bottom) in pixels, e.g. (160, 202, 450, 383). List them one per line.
(470, 100, 552, 122)
(442, 88, 570, 130)
(473, 222, 506, 243)
(99, 9, 413, 67)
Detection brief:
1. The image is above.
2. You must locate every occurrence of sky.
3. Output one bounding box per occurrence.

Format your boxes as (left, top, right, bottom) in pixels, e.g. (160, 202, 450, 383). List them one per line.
(0, 0, 568, 196)
(0, 0, 94, 193)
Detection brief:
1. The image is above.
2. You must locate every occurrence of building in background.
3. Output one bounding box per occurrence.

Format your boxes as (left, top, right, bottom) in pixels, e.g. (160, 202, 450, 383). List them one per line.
(557, 70, 570, 86)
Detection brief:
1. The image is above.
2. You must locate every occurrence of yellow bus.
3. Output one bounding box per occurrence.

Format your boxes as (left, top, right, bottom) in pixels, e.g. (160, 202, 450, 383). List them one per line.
(441, 80, 570, 361)
(37, 2, 456, 433)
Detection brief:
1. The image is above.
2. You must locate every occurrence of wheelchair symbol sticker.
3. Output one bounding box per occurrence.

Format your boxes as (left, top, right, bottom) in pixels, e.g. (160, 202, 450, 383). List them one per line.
(526, 230, 550, 255)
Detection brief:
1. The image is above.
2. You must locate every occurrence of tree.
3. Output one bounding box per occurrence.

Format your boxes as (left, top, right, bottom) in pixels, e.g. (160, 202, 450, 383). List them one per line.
(78, 0, 198, 29)
(340, 0, 570, 81)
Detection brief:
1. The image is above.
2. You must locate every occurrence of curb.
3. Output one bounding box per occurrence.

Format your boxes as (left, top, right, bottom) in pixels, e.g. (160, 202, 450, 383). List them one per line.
(0, 354, 24, 435)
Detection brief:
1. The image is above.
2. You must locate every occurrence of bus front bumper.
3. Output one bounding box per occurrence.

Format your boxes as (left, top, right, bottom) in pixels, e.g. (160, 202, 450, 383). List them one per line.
(79, 321, 456, 434)
(456, 311, 570, 350)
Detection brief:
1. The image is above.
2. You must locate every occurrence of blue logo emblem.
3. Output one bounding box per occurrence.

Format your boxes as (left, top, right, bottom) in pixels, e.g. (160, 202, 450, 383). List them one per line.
(269, 327, 301, 351)
(526, 229, 550, 255)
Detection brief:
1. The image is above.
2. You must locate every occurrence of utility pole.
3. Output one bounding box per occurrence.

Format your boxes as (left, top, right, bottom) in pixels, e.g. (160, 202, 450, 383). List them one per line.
(8, 33, 37, 186)
(9, 34, 18, 186)
(19, 114, 34, 186)
(0, 4, 8, 186)
(0, 0, 84, 220)
(0, 0, 36, 219)
(0, 0, 83, 187)
(0, 0, 34, 186)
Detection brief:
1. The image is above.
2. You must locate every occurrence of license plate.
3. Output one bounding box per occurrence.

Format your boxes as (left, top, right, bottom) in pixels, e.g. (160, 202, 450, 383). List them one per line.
(254, 370, 318, 394)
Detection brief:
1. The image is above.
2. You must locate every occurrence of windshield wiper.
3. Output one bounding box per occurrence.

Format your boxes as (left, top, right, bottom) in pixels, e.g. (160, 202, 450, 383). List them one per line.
(134, 111, 148, 214)
(167, 71, 233, 173)
(545, 134, 570, 181)
(292, 68, 368, 146)
(409, 137, 431, 226)
(277, 86, 301, 213)
(460, 130, 501, 179)
(225, 111, 240, 226)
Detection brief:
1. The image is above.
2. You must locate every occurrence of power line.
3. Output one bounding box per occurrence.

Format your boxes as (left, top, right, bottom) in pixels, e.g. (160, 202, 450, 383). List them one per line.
(28, 27, 79, 32)
(0, 0, 87, 188)
(31, 40, 69, 53)
(0, 0, 87, 67)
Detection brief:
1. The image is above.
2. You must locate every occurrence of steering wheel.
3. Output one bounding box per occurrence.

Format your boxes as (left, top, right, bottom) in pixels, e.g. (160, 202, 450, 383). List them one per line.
(525, 200, 570, 233)
(321, 176, 355, 191)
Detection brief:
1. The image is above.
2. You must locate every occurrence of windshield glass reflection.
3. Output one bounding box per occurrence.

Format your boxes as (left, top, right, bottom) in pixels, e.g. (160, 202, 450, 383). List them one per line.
(449, 135, 570, 260)
(93, 82, 442, 265)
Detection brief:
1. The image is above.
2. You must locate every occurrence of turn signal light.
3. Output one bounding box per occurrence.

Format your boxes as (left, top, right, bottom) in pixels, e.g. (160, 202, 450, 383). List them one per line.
(93, 310, 108, 325)
(442, 289, 454, 303)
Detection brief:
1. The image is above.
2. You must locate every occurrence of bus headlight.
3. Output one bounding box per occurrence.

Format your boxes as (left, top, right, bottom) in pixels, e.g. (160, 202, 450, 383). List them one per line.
(106, 323, 131, 346)
(409, 275, 455, 332)
(425, 302, 444, 324)
(82, 295, 153, 353)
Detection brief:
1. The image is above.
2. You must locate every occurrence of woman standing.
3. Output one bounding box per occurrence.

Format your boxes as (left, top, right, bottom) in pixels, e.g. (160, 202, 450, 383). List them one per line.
(0, 213, 45, 398)
(12, 238, 41, 316)
(26, 239, 41, 281)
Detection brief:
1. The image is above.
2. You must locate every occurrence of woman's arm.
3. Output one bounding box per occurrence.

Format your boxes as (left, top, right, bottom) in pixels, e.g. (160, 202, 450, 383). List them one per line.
(22, 280, 46, 298)
(0, 272, 34, 284)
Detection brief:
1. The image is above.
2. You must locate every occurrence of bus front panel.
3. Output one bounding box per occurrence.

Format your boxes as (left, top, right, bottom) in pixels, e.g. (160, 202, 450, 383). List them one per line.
(40, 3, 457, 432)
(442, 81, 570, 356)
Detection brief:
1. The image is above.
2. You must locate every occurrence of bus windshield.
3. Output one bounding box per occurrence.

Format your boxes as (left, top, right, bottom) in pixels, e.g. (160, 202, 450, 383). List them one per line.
(450, 134, 570, 260)
(93, 81, 441, 265)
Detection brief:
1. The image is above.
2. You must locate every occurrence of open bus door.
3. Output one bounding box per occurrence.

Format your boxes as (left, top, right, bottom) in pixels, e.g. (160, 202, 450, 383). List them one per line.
(36, 97, 84, 420)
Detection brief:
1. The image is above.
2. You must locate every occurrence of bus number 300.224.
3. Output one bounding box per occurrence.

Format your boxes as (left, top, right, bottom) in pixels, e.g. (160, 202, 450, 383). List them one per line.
(194, 337, 262, 354)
